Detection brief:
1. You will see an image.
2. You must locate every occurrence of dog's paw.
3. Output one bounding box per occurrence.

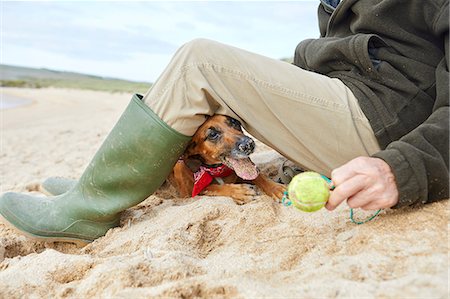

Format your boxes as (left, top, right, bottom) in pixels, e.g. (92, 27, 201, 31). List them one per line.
(231, 184, 258, 205)
(266, 183, 287, 203)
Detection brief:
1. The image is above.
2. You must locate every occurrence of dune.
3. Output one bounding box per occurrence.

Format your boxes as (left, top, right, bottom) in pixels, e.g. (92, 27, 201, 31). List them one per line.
(0, 87, 447, 298)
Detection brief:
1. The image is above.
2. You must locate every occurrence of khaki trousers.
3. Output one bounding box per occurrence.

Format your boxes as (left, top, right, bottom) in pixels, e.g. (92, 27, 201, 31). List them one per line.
(144, 39, 380, 176)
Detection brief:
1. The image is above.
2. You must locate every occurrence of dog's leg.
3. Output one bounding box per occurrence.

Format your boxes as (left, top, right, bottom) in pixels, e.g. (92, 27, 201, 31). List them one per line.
(252, 174, 286, 202)
(203, 184, 257, 205)
(172, 161, 195, 198)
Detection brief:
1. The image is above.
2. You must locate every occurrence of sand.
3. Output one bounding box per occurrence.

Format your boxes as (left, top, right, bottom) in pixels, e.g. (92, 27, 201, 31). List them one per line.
(0, 87, 448, 298)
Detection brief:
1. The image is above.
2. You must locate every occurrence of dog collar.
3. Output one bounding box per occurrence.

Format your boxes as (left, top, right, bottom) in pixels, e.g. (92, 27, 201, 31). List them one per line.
(192, 164, 234, 197)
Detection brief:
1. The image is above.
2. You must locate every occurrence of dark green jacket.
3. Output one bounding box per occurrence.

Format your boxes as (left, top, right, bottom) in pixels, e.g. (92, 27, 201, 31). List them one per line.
(294, 0, 449, 207)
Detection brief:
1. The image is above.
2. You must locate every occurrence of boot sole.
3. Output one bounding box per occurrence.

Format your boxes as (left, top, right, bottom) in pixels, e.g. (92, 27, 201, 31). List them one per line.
(0, 213, 91, 247)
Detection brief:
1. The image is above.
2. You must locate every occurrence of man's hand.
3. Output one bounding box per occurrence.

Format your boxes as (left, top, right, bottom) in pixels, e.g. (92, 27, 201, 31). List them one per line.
(325, 157, 399, 211)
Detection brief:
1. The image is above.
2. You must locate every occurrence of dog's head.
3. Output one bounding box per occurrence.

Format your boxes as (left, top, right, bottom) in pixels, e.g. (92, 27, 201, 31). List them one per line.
(182, 115, 258, 180)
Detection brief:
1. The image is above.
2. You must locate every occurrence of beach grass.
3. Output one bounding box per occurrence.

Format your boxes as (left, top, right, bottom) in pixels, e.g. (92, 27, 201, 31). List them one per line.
(1, 64, 151, 94)
(1, 79, 150, 94)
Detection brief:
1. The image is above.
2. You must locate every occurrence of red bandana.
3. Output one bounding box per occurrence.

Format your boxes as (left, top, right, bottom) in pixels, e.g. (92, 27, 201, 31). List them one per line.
(192, 164, 234, 197)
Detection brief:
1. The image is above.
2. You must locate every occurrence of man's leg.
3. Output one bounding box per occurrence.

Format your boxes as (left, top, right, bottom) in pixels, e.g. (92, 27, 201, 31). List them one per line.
(145, 39, 380, 176)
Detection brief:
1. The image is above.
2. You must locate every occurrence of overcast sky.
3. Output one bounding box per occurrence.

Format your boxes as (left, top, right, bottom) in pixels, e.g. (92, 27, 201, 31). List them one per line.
(2, 1, 320, 82)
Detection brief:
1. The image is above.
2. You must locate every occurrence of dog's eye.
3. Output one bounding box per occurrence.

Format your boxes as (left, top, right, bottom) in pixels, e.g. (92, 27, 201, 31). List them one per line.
(207, 129, 220, 141)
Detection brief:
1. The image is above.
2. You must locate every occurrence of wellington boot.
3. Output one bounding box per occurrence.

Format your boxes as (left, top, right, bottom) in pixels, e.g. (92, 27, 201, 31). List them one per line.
(0, 94, 190, 245)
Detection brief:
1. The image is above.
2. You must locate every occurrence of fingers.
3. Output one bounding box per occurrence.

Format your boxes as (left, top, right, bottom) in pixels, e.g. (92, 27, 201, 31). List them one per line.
(330, 161, 360, 187)
(325, 157, 400, 211)
(360, 202, 382, 211)
(325, 175, 367, 210)
(359, 194, 399, 210)
(329, 185, 398, 211)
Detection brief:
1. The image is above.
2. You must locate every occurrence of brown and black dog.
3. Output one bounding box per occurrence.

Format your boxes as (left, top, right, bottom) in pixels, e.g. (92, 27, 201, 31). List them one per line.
(170, 115, 286, 204)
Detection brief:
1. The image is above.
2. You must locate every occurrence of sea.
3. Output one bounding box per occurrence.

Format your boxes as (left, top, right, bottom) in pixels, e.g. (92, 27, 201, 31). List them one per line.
(0, 93, 32, 110)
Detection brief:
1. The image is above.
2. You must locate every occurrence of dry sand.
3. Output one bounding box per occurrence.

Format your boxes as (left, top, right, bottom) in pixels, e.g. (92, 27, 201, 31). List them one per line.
(0, 87, 448, 298)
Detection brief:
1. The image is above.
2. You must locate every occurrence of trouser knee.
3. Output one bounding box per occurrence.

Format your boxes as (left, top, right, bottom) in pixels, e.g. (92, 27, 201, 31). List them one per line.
(175, 38, 224, 65)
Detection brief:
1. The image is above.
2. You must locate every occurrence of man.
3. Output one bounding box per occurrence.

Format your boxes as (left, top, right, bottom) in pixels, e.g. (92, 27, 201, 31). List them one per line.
(0, 0, 448, 244)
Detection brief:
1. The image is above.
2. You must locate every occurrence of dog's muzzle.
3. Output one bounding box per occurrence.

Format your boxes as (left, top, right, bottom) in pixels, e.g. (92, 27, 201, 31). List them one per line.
(235, 136, 255, 156)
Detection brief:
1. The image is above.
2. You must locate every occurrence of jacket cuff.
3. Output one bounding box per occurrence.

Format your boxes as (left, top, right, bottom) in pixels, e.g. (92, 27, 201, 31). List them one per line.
(372, 149, 423, 209)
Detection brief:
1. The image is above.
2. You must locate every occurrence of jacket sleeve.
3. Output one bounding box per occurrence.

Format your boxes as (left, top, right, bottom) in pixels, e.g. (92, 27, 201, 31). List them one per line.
(372, 6, 449, 208)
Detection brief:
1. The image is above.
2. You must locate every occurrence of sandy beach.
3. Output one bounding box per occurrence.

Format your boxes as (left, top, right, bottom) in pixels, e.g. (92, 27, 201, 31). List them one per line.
(0, 87, 448, 298)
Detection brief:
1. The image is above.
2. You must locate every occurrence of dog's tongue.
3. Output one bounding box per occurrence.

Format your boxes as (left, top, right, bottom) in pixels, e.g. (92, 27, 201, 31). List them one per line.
(225, 157, 259, 180)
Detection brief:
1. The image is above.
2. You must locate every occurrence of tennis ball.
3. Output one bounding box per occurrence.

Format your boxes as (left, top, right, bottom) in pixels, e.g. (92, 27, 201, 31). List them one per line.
(288, 172, 330, 212)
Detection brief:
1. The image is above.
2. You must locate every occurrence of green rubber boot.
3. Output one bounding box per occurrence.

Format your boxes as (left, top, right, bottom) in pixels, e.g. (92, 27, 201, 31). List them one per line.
(0, 94, 190, 245)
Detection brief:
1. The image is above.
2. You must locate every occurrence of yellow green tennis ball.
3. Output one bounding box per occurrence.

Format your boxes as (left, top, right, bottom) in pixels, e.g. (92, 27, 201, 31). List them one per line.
(288, 172, 330, 212)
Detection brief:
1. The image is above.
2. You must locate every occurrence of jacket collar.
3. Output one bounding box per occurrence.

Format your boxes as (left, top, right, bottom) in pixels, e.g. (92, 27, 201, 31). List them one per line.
(321, 0, 341, 12)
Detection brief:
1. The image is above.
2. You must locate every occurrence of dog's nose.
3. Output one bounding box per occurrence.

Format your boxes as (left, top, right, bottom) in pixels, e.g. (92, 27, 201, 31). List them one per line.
(236, 136, 255, 155)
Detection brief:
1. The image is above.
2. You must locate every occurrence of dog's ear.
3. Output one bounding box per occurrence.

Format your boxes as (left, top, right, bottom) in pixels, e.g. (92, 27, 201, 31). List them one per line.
(183, 155, 203, 172)
(226, 116, 243, 131)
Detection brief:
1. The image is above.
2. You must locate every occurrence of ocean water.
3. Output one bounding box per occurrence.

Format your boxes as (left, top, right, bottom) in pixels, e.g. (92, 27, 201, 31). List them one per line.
(1, 94, 32, 110)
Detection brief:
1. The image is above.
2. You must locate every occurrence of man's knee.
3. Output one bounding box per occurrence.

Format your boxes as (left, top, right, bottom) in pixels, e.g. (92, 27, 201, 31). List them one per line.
(182, 38, 218, 52)
(177, 38, 226, 63)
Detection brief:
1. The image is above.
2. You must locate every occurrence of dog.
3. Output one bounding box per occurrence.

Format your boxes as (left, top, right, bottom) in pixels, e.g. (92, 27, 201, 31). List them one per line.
(170, 115, 286, 204)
